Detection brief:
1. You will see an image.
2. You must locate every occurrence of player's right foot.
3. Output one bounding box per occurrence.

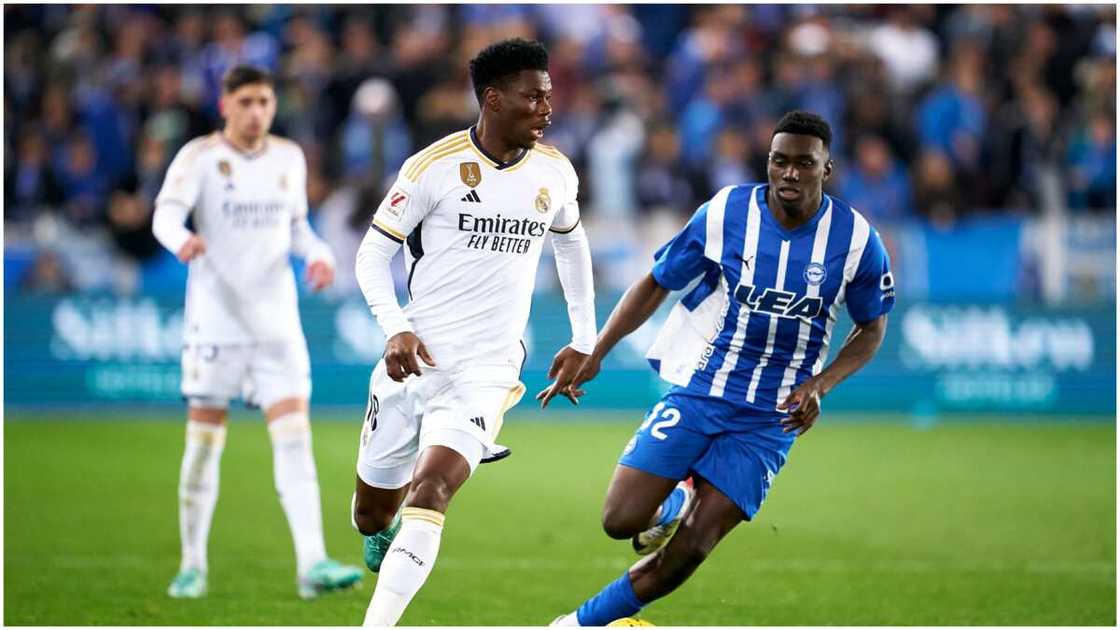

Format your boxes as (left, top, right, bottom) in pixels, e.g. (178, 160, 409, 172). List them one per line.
(167, 568, 207, 598)
(363, 513, 402, 573)
(298, 558, 363, 599)
(632, 478, 694, 556)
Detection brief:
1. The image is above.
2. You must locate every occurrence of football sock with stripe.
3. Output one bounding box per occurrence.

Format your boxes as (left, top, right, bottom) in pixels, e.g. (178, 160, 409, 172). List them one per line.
(575, 572, 645, 626)
(363, 507, 445, 626)
(177, 420, 226, 574)
(268, 412, 328, 576)
(654, 485, 687, 528)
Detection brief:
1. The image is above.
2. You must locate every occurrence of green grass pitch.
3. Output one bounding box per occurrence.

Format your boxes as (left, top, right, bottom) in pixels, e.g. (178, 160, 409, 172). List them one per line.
(4, 410, 1115, 625)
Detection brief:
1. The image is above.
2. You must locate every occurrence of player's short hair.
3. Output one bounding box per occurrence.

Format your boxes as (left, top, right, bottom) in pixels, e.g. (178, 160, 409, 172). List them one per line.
(222, 65, 274, 94)
(468, 38, 549, 103)
(772, 111, 832, 150)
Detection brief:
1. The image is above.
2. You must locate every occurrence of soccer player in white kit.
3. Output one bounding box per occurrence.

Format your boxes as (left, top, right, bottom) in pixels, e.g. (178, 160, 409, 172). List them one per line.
(151, 65, 362, 600)
(351, 39, 597, 626)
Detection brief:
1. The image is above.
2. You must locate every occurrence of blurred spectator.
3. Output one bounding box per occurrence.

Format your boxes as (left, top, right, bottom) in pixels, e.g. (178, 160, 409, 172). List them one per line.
(665, 6, 747, 115)
(544, 83, 600, 171)
(678, 69, 738, 168)
(53, 132, 108, 226)
(316, 182, 386, 297)
(867, 6, 940, 97)
(1066, 112, 1117, 210)
(845, 77, 917, 163)
(984, 84, 1063, 209)
(913, 150, 964, 228)
(320, 15, 393, 144)
(836, 135, 913, 222)
(21, 249, 73, 295)
(635, 123, 697, 217)
(199, 11, 280, 111)
(6, 131, 64, 224)
(705, 127, 757, 191)
(41, 85, 76, 149)
(339, 78, 413, 183)
(143, 65, 209, 153)
(586, 92, 644, 221)
(915, 43, 987, 171)
(796, 55, 846, 156)
(134, 134, 170, 203)
(107, 190, 161, 262)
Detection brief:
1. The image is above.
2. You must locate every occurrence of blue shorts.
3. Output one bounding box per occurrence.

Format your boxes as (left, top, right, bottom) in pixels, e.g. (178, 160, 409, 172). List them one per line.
(618, 389, 796, 521)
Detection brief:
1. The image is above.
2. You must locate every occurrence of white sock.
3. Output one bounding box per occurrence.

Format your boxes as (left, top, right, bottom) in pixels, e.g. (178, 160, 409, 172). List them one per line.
(177, 420, 226, 574)
(268, 412, 328, 576)
(363, 507, 445, 627)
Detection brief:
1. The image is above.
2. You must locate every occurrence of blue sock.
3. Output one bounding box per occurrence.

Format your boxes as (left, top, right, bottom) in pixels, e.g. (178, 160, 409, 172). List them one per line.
(576, 572, 645, 626)
(655, 486, 686, 528)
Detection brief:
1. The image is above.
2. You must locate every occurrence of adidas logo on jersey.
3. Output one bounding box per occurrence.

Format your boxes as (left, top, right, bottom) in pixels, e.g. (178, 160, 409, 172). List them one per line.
(468, 416, 486, 431)
(461, 189, 481, 203)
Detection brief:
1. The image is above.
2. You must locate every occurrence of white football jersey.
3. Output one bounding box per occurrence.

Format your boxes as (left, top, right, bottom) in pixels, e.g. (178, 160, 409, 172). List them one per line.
(156, 133, 311, 343)
(369, 127, 581, 366)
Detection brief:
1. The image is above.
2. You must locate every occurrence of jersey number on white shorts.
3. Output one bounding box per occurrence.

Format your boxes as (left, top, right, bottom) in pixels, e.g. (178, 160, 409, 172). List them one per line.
(365, 393, 380, 432)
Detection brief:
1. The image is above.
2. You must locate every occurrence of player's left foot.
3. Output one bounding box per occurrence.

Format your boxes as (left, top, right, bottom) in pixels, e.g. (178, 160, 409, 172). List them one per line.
(297, 558, 363, 600)
(632, 478, 694, 556)
(363, 513, 402, 573)
(167, 568, 207, 598)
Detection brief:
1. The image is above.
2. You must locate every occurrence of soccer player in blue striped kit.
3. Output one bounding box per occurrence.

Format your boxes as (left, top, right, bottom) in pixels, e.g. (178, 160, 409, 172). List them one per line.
(543, 111, 896, 625)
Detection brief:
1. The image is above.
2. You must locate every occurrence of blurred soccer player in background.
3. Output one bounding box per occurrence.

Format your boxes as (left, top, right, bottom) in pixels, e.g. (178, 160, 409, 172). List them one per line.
(151, 65, 363, 600)
(544, 111, 895, 625)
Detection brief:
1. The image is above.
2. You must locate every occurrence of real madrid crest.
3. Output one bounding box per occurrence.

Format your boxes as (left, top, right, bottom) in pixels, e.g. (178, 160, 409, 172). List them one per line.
(535, 187, 551, 214)
(460, 162, 482, 187)
(218, 160, 234, 191)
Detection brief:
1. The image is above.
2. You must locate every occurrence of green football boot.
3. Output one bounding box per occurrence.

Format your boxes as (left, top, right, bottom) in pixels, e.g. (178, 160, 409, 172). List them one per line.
(363, 513, 402, 573)
(167, 568, 207, 598)
(298, 558, 363, 600)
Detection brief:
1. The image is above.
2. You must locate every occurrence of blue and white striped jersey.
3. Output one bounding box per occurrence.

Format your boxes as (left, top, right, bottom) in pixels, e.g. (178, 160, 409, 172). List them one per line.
(646, 184, 895, 414)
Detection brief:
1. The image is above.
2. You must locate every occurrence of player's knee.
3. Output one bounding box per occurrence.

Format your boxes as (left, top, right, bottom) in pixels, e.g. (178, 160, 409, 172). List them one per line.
(406, 475, 456, 513)
(601, 506, 645, 540)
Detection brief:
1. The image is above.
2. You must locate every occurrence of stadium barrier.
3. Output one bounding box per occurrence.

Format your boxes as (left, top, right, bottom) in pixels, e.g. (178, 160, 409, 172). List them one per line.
(5, 292, 1113, 417)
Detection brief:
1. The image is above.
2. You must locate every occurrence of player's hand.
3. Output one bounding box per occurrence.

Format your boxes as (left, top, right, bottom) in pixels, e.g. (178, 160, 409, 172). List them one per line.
(383, 332, 436, 382)
(176, 235, 207, 263)
(305, 259, 335, 291)
(778, 377, 824, 436)
(535, 346, 591, 408)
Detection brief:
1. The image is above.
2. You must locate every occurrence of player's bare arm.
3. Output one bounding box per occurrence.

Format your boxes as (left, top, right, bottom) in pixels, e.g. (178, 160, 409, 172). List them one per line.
(779, 314, 888, 435)
(538, 273, 669, 407)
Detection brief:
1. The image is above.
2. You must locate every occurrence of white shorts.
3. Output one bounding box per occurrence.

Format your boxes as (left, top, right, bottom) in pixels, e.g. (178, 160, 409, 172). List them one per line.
(356, 358, 525, 489)
(181, 338, 311, 410)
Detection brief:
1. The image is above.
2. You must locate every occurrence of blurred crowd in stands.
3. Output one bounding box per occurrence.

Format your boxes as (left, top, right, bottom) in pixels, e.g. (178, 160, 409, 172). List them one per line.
(4, 4, 1116, 296)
